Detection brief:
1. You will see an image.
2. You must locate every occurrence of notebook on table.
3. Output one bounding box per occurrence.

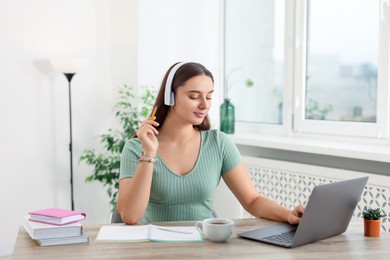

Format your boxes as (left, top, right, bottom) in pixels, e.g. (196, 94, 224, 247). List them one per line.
(238, 177, 368, 248)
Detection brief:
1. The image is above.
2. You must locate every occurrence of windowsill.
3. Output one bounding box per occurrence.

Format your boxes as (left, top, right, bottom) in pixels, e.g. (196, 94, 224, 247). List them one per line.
(229, 133, 390, 163)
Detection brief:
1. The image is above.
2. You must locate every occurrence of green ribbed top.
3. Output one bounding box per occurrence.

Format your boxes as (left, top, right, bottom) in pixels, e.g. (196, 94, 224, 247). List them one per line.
(119, 129, 241, 223)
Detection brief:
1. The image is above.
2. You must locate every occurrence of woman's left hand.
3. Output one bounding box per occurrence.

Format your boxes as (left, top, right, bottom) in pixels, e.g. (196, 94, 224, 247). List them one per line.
(288, 204, 305, 224)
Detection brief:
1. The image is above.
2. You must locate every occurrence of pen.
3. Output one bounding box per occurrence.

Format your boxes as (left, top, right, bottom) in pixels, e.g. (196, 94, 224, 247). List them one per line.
(157, 227, 193, 235)
(150, 106, 157, 120)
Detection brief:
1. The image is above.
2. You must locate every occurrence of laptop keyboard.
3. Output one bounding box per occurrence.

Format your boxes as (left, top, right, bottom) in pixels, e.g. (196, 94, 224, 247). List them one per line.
(262, 231, 295, 245)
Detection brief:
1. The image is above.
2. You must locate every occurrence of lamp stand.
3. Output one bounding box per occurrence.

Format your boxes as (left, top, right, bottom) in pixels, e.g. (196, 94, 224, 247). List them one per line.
(50, 58, 87, 211)
(64, 73, 75, 211)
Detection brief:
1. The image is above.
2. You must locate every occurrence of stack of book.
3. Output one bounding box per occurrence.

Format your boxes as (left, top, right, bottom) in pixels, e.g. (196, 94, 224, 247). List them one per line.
(23, 208, 88, 246)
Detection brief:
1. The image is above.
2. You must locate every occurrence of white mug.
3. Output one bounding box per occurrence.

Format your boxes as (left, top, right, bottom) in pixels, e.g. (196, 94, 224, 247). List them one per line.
(195, 218, 234, 243)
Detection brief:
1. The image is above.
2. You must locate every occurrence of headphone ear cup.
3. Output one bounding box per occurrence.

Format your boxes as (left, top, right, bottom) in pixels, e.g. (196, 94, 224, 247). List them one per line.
(170, 92, 175, 106)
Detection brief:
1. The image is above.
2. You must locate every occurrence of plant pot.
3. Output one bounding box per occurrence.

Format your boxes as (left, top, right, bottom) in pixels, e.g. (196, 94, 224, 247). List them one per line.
(364, 219, 381, 237)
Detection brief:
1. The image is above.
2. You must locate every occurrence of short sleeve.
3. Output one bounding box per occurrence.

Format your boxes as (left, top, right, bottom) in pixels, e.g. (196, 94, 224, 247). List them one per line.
(217, 131, 242, 175)
(119, 138, 143, 179)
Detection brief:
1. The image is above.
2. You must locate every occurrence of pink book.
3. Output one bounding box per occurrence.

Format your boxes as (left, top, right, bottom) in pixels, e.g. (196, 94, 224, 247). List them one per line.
(28, 208, 86, 226)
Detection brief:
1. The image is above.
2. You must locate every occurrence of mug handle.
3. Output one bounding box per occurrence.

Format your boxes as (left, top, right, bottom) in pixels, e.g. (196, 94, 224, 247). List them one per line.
(195, 221, 204, 235)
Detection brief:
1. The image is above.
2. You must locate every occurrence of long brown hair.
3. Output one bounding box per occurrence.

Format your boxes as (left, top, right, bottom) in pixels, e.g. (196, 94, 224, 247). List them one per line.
(151, 62, 214, 130)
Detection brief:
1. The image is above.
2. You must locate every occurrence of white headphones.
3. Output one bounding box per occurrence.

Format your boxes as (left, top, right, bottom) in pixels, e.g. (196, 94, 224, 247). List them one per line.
(164, 62, 186, 106)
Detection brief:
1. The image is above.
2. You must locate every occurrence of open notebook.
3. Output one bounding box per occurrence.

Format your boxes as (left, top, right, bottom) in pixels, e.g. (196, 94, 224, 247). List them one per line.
(96, 224, 203, 242)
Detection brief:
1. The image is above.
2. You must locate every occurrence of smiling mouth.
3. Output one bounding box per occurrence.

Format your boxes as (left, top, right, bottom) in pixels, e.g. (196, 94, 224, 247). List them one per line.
(194, 112, 206, 118)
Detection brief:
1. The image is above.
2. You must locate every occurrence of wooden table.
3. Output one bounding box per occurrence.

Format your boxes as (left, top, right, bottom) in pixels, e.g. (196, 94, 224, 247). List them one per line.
(12, 218, 390, 259)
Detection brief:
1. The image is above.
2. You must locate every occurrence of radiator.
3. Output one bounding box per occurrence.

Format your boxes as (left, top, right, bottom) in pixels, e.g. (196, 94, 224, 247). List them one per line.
(242, 156, 390, 232)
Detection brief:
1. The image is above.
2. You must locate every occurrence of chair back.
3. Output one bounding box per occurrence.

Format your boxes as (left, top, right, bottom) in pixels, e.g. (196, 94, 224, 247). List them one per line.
(111, 207, 123, 223)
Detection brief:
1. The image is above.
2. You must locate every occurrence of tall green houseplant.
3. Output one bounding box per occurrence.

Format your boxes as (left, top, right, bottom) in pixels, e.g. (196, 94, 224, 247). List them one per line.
(79, 85, 155, 211)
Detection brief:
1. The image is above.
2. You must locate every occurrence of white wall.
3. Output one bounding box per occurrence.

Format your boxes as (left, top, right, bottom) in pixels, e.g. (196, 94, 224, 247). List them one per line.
(112, 0, 139, 89)
(0, 0, 114, 255)
(0, 0, 227, 256)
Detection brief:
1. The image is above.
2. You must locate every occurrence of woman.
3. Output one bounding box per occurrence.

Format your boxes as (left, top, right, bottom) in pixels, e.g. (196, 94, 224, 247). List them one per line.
(117, 62, 304, 224)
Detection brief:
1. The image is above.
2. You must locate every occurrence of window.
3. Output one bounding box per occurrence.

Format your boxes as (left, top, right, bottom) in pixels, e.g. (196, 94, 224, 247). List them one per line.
(306, 0, 378, 123)
(224, 0, 390, 139)
(224, 0, 285, 125)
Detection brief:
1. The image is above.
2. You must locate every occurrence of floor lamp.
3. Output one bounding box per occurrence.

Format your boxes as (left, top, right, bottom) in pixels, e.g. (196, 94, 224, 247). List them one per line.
(50, 59, 87, 211)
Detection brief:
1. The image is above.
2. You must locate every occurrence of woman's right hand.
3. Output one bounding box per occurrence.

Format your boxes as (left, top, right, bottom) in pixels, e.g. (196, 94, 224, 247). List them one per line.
(136, 117, 159, 157)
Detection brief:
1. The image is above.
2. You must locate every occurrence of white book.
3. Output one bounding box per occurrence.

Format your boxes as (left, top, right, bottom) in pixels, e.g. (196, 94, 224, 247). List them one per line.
(23, 216, 82, 240)
(35, 232, 89, 247)
(96, 224, 202, 242)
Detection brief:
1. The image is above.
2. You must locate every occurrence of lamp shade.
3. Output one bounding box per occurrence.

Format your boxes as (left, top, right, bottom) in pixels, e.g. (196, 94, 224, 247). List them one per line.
(50, 59, 87, 73)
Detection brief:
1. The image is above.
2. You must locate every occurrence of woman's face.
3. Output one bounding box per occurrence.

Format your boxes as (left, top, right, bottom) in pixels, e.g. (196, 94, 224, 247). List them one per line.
(173, 75, 214, 126)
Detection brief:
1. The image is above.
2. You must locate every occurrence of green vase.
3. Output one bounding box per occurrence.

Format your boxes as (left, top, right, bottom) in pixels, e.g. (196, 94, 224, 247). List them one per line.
(220, 98, 235, 134)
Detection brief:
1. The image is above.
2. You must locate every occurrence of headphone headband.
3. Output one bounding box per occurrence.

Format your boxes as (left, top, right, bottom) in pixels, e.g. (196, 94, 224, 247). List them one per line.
(164, 62, 186, 106)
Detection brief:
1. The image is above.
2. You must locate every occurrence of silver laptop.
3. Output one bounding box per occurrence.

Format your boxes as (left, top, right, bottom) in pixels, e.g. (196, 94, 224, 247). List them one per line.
(238, 177, 368, 248)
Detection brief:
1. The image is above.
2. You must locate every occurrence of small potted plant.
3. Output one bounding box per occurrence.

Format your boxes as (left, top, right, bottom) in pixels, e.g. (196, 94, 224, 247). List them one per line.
(362, 207, 386, 237)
